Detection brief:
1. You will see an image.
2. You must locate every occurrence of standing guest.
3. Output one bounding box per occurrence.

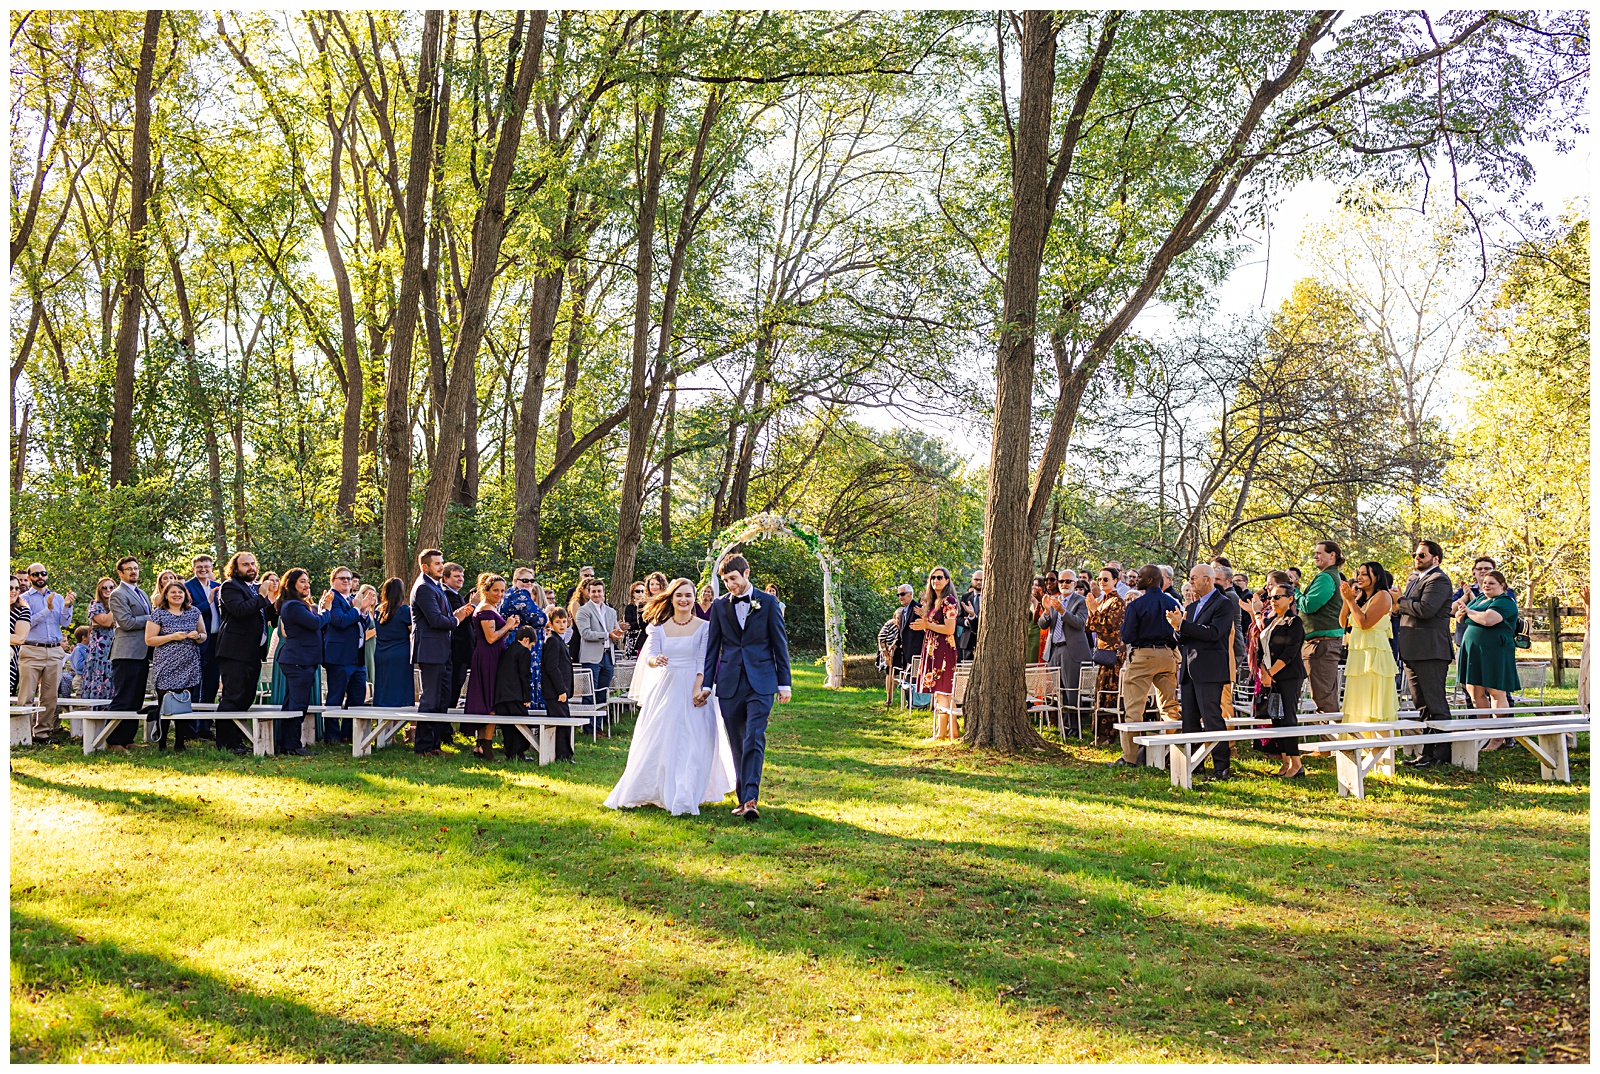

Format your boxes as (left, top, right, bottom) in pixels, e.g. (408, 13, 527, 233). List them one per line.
(185, 554, 224, 707)
(575, 578, 623, 718)
(1453, 556, 1504, 687)
(215, 553, 279, 754)
(1211, 560, 1248, 669)
(145, 580, 205, 751)
(465, 573, 520, 760)
(1394, 541, 1455, 769)
(1286, 567, 1304, 597)
(442, 562, 474, 712)
(622, 581, 648, 658)
(372, 578, 416, 707)
(909, 566, 960, 739)
(644, 572, 669, 600)
(320, 566, 366, 746)
(81, 578, 117, 700)
(1158, 565, 1176, 597)
(886, 584, 919, 704)
(273, 568, 327, 756)
(1085, 567, 1127, 744)
(68, 626, 91, 695)
(1339, 561, 1398, 730)
(1166, 564, 1236, 782)
(17, 561, 74, 738)
(106, 557, 153, 751)
(356, 584, 379, 690)
(956, 569, 984, 661)
(493, 625, 540, 762)
(1037, 574, 1090, 718)
(1106, 561, 1132, 599)
(1252, 585, 1306, 777)
(500, 568, 549, 703)
(1456, 570, 1520, 749)
(1298, 541, 1346, 715)
(1111, 566, 1182, 768)
(1180, 579, 1196, 605)
(695, 584, 715, 621)
(541, 607, 578, 763)
(1030, 576, 1050, 661)
(10, 577, 32, 699)
(764, 583, 786, 616)
(877, 613, 902, 705)
(411, 550, 474, 754)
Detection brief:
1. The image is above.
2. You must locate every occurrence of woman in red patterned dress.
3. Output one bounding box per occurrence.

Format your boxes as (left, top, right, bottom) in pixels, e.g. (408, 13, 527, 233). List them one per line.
(912, 566, 961, 739)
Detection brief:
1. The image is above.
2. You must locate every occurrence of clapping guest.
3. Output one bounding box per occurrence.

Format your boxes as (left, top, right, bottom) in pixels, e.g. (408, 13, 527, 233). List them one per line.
(215, 553, 279, 755)
(910, 566, 960, 739)
(1112, 566, 1182, 768)
(371, 578, 415, 707)
(1037, 574, 1090, 719)
(499, 568, 550, 703)
(107, 557, 153, 751)
(575, 578, 622, 718)
(356, 583, 379, 690)
(185, 554, 224, 706)
(1394, 541, 1455, 769)
(623, 580, 648, 658)
(320, 566, 366, 746)
(466, 573, 519, 760)
(409, 551, 473, 755)
(1252, 585, 1306, 777)
(10, 577, 32, 698)
(81, 577, 117, 700)
(145, 580, 206, 751)
(442, 562, 474, 712)
(273, 568, 327, 756)
(17, 561, 74, 738)
(1456, 570, 1520, 749)
(956, 569, 983, 661)
(1338, 561, 1398, 729)
(1084, 567, 1127, 743)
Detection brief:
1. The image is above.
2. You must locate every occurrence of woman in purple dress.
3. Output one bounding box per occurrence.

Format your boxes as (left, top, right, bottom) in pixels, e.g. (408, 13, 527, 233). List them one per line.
(465, 573, 520, 760)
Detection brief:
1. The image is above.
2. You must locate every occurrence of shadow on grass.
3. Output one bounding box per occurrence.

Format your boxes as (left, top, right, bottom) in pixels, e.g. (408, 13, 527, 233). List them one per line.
(9, 910, 462, 1063)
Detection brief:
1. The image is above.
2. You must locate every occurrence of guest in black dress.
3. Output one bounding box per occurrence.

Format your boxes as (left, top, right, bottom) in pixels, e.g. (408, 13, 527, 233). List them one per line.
(494, 626, 537, 762)
(541, 608, 576, 763)
(1252, 585, 1306, 778)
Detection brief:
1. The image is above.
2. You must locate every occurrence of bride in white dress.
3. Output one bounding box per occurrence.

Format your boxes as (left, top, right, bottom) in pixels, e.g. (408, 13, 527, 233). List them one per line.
(604, 578, 737, 816)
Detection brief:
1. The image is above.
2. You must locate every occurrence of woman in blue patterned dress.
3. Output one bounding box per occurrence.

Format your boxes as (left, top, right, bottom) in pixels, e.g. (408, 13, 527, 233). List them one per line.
(82, 577, 117, 699)
(146, 580, 205, 751)
(499, 568, 549, 702)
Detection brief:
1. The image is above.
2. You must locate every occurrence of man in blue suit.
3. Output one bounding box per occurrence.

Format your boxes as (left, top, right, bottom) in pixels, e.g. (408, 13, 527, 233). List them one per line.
(697, 554, 791, 821)
(410, 548, 473, 755)
(184, 554, 223, 737)
(321, 565, 365, 746)
(1167, 563, 1238, 782)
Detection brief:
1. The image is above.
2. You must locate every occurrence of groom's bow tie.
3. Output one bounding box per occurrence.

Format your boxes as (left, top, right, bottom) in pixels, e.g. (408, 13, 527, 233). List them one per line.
(732, 594, 751, 604)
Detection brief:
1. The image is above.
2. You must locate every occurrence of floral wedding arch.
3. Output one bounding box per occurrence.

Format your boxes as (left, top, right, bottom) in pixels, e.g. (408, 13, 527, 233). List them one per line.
(701, 512, 845, 689)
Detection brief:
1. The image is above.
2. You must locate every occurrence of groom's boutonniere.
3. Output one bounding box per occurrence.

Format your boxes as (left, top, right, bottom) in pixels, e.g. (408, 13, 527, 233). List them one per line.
(749, 598, 762, 611)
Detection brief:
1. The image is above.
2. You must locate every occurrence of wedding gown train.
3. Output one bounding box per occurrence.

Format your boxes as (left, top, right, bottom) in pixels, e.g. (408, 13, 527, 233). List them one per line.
(603, 619, 737, 816)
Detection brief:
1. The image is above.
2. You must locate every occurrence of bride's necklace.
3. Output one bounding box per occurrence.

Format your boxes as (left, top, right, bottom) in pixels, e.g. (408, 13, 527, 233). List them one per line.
(671, 611, 693, 625)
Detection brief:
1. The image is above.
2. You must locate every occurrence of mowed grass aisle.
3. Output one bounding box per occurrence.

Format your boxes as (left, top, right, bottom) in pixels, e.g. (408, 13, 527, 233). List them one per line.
(10, 666, 1591, 1063)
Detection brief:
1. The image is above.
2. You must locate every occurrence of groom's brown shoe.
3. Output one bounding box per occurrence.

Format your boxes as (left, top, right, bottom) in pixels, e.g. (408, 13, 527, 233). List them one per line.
(741, 800, 759, 821)
(730, 802, 748, 817)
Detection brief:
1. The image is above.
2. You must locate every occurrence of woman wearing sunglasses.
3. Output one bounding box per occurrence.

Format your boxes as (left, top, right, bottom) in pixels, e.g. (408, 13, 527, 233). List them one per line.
(909, 566, 961, 739)
(81, 577, 119, 700)
(1252, 585, 1307, 778)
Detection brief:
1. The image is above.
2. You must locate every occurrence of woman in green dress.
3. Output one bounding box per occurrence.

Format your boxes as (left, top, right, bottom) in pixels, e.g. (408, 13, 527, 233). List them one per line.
(1455, 569, 1519, 749)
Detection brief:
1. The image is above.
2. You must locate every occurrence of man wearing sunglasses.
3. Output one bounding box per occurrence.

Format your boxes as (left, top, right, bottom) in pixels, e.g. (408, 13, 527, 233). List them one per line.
(1394, 540, 1455, 768)
(17, 562, 74, 738)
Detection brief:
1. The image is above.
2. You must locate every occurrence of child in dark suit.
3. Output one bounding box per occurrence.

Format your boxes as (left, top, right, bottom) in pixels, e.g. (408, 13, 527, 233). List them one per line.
(493, 625, 538, 762)
(542, 608, 576, 763)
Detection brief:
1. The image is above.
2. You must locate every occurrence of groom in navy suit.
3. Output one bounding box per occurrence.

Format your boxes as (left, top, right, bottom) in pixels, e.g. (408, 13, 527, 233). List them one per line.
(698, 554, 791, 821)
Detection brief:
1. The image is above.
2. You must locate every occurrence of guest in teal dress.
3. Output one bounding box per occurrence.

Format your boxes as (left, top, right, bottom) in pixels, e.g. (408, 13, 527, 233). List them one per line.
(499, 568, 549, 703)
(372, 578, 415, 707)
(1456, 569, 1520, 748)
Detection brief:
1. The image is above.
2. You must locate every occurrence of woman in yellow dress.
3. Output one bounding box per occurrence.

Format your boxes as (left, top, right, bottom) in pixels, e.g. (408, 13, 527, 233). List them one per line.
(1339, 561, 1398, 732)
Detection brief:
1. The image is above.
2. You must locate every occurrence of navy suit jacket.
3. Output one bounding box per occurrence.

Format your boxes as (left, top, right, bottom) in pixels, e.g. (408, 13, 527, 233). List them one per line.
(216, 577, 278, 663)
(322, 591, 364, 667)
(1175, 588, 1236, 684)
(277, 599, 329, 666)
(410, 575, 456, 666)
(185, 577, 222, 656)
(702, 592, 792, 699)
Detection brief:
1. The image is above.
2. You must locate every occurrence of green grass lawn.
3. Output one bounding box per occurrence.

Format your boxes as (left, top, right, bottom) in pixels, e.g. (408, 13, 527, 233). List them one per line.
(10, 665, 1591, 1062)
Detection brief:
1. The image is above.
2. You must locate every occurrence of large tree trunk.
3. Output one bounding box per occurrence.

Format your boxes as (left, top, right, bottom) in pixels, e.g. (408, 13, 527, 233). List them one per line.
(963, 11, 1057, 752)
(167, 246, 229, 559)
(554, 261, 588, 459)
(510, 267, 565, 562)
(608, 96, 666, 602)
(107, 10, 160, 487)
(381, 9, 442, 583)
(414, 10, 544, 554)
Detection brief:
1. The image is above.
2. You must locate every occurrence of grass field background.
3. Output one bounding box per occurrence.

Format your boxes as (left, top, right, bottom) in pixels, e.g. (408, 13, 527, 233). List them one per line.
(10, 665, 1591, 1062)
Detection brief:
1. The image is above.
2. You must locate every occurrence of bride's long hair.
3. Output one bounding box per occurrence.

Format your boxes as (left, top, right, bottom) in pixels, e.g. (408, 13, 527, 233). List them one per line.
(642, 577, 697, 624)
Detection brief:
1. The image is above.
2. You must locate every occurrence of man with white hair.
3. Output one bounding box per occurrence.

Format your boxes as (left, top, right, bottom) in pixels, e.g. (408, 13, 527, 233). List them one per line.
(1166, 563, 1236, 781)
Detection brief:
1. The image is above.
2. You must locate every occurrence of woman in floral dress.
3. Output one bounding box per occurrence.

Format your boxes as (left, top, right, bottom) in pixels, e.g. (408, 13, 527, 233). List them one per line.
(146, 581, 205, 751)
(1084, 567, 1127, 743)
(81, 577, 118, 699)
(499, 569, 549, 702)
(912, 566, 961, 739)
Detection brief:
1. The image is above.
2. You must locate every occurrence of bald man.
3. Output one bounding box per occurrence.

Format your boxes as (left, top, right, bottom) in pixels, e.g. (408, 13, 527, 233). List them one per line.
(1166, 564, 1237, 782)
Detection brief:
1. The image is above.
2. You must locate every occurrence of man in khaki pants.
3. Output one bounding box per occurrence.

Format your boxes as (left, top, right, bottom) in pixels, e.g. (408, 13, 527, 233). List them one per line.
(1110, 565, 1182, 766)
(17, 562, 75, 738)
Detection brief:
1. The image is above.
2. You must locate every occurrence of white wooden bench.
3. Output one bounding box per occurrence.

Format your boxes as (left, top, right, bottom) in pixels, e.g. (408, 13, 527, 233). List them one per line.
(1134, 720, 1426, 790)
(1115, 710, 1346, 770)
(11, 704, 42, 746)
(77, 709, 302, 756)
(334, 707, 591, 765)
(1303, 721, 1589, 798)
(1422, 712, 1588, 771)
(192, 703, 305, 756)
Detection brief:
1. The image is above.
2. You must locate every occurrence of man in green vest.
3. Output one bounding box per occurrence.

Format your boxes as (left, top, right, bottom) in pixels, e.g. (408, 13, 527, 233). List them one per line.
(1299, 541, 1346, 713)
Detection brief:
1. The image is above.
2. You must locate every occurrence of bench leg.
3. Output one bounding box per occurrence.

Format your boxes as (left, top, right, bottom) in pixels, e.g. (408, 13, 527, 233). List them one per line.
(1334, 749, 1365, 799)
(1376, 744, 1397, 777)
(253, 718, 273, 756)
(1525, 733, 1569, 782)
(1146, 737, 1167, 770)
(538, 724, 556, 766)
(81, 717, 104, 754)
(1451, 738, 1480, 772)
(352, 717, 374, 758)
(11, 713, 33, 747)
(1169, 744, 1193, 790)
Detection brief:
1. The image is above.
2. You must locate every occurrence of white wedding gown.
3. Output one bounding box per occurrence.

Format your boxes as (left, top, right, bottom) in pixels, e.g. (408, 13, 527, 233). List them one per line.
(603, 619, 737, 816)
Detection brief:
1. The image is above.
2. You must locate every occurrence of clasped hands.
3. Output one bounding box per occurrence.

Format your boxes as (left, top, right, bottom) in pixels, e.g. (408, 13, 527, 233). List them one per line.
(1164, 608, 1183, 629)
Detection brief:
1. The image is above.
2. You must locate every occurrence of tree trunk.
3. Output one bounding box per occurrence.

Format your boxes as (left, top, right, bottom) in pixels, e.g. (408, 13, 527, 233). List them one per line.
(414, 10, 544, 554)
(167, 247, 229, 559)
(107, 10, 160, 487)
(659, 378, 675, 547)
(510, 266, 565, 562)
(554, 262, 588, 459)
(12, 402, 29, 492)
(456, 360, 479, 506)
(382, 8, 442, 584)
(608, 95, 666, 603)
(963, 11, 1056, 753)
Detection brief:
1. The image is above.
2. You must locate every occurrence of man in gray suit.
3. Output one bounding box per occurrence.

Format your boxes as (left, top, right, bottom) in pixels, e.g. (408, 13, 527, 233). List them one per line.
(1394, 540, 1455, 768)
(107, 556, 153, 748)
(1037, 583, 1090, 723)
(574, 578, 623, 724)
